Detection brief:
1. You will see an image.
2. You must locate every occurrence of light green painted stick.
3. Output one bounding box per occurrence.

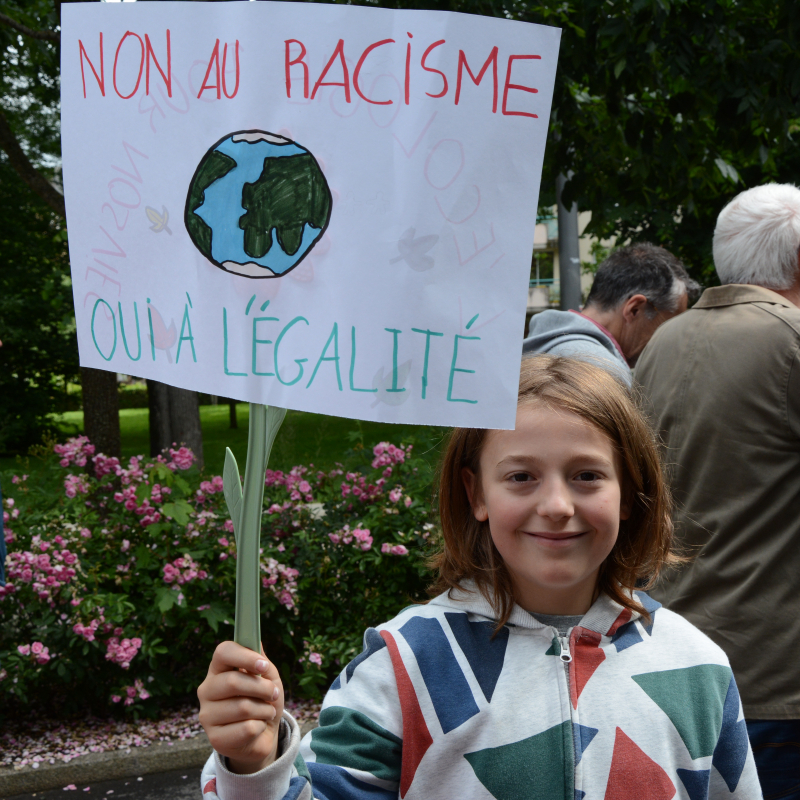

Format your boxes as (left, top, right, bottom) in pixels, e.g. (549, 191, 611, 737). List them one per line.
(222, 403, 287, 654)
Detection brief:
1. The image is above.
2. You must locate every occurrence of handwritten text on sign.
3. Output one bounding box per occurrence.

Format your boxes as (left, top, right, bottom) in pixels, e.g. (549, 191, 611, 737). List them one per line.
(61, 2, 560, 429)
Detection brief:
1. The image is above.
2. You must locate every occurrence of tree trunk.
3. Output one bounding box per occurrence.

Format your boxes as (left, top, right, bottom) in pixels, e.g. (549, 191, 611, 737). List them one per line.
(147, 379, 171, 457)
(80, 367, 120, 458)
(228, 400, 238, 429)
(146, 379, 204, 469)
(169, 386, 204, 469)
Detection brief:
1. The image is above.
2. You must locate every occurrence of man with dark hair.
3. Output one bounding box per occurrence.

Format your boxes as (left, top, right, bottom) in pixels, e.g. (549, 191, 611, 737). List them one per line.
(523, 243, 700, 385)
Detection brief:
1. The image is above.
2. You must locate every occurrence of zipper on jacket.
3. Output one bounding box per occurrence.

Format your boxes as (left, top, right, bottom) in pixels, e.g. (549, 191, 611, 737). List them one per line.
(557, 632, 576, 800)
(559, 636, 572, 663)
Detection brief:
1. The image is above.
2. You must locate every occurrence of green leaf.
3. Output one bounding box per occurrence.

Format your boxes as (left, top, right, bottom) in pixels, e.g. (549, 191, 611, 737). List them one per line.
(200, 604, 230, 634)
(153, 463, 175, 486)
(161, 500, 193, 526)
(614, 58, 627, 79)
(223, 447, 243, 547)
(135, 483, 150, 504)
(173, 475, 191, 495)
(155, 587, 176, 613)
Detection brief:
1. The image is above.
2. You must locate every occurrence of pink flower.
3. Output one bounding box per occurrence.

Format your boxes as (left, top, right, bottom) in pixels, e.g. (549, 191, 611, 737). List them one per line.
(121, 539, 130, 552)
(105, 636, 141, 669)
(389, 488, 402, 503)
(381, 543, 392, 554)
(35, 648, 51, 665)
(328, 533, 340, 544)
(64, 474, 90, 498)
(390, 545, 409, 556)
(404, 496, 413, 508)
(53, 436, 95, 467)
(218, 538, 229, 547)
(17, 644, 31, 656)
(309, 652, 323, 666)
(111, 695, 121, 703)
(351, 528, 373, 551)
(371, 442, 407, 469)
(169, 446, 195, 470)
(31, 642, 44, 655)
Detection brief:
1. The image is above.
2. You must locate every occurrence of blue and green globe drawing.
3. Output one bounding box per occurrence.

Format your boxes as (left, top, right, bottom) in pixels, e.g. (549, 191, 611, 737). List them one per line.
(184, 130, 332, 279)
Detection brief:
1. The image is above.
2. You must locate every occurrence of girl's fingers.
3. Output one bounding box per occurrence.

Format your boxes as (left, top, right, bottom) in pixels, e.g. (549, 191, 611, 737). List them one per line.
(202, 669, 278, 703)
(207, 719, 274, 755)
(202, 696, 279, 727)
(209, 641, 273, 677)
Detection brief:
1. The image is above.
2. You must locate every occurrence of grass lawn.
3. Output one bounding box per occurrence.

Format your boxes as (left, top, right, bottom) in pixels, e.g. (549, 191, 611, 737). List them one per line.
(25, 405, 450, 476)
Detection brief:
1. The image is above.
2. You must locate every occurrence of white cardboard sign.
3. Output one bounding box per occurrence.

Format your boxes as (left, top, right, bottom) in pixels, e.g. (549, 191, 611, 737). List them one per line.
(61, 2, 560, 429)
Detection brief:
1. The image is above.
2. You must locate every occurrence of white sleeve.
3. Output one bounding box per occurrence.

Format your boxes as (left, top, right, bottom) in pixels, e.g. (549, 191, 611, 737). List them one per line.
(199, 713, 313, 800)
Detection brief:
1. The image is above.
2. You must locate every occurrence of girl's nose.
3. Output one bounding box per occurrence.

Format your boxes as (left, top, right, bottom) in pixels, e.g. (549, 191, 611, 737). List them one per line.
(536, 478, 574, 520)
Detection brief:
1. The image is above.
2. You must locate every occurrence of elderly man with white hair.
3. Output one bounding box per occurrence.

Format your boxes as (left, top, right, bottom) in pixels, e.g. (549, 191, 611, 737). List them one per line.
(636, 182, 800, 798)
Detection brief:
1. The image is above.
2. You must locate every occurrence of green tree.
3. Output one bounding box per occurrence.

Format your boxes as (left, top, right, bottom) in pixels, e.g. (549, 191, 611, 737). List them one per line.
(0, 1, 77, 453)
(0, 158, 77, 453)
(518, 0, 800, 283)
(0, 0, 204, 459)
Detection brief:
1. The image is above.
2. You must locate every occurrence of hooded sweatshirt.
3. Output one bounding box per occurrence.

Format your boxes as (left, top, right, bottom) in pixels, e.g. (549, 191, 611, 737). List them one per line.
(200, 585, 761, 800)
(522, 310, 631, 387)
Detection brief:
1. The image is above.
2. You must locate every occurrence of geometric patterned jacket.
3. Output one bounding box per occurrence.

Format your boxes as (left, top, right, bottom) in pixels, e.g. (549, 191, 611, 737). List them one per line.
(201, 583, 762, 800)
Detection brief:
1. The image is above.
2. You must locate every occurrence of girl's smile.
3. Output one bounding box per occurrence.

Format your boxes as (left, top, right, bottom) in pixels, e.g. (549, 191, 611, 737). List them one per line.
(463, 402, 631, 616)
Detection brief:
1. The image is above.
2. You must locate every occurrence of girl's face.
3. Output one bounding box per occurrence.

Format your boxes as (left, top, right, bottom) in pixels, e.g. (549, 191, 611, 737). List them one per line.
(464, 402, 630, 616)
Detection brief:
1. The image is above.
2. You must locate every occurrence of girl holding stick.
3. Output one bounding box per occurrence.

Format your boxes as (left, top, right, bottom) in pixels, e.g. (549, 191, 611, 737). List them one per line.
(197, 356, 761, 799)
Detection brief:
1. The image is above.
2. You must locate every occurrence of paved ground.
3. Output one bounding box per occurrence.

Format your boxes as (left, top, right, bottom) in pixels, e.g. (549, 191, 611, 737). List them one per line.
(4, 766, 203, 800)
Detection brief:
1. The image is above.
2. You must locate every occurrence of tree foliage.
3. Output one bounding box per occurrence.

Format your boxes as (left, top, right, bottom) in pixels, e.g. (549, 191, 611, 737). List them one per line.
(532, 0, 800, 282)
(0, 158, 77, 453)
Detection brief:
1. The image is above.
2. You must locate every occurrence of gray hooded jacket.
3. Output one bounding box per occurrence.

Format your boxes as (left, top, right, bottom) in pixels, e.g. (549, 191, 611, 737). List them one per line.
(522, 309, 631, 386)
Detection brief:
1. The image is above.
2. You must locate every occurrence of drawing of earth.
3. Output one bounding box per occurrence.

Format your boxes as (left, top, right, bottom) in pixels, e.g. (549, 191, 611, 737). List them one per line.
(184, 130, 332, 278)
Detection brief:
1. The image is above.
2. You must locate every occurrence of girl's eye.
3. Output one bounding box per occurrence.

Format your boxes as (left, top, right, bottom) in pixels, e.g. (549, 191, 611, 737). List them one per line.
(510, 472, 530, 483)
(576, 471, 599, 482)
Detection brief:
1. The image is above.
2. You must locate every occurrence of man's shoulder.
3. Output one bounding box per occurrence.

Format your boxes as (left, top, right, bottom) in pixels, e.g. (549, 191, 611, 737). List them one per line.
(640, 285, 800, 368)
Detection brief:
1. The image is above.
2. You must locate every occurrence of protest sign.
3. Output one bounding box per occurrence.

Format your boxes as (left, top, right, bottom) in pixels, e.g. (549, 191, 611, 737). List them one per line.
(61, 2, 560, 429)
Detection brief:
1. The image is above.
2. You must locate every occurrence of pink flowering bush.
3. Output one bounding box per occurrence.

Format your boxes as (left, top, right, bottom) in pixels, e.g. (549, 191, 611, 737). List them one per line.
(1, 437, 436, 713)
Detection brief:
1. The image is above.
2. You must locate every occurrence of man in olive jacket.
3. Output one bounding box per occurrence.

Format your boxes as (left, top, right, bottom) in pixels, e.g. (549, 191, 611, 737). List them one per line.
(636, 183, 800, 797)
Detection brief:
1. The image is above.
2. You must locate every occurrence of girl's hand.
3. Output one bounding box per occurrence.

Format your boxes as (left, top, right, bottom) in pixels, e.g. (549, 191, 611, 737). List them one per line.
(198, 641, 284, 774)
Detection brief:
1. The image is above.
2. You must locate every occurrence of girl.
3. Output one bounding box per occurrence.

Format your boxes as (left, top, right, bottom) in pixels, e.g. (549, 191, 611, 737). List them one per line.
(197, 356, 762, 799)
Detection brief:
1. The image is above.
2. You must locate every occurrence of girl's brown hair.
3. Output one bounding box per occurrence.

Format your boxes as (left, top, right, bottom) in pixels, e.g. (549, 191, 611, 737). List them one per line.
(430, 354, 682, 626)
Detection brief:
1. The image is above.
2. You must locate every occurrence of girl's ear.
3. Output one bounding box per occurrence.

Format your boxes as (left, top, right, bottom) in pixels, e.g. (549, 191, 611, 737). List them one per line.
(462, 467, 488, 522)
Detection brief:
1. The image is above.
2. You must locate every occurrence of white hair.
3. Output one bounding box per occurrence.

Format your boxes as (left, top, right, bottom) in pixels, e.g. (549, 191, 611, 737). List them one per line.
(713, 183, 800, 289)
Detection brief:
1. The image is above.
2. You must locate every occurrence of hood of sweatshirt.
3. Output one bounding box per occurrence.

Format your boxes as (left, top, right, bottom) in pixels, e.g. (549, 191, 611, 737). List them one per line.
(523, 309, 622, 360)
(426, 580, 644, 639)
